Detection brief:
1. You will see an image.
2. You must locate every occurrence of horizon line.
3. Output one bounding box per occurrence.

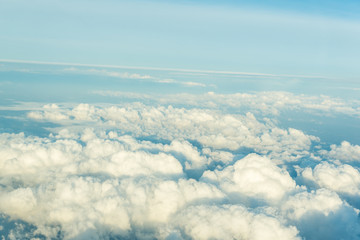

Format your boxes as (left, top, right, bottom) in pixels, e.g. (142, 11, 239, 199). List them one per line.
(0, 59, 330, 79)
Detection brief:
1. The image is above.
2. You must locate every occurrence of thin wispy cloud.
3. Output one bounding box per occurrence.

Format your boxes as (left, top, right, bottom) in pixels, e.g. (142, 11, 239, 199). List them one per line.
(63, 67, 153, 79)
(62, 66, 207, 87)
(0, 59, 330, 80)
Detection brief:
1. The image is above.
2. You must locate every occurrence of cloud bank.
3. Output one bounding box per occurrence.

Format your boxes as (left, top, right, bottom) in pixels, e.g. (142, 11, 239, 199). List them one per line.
(1, 96, 360, 239)
(92, 91, 360, 117)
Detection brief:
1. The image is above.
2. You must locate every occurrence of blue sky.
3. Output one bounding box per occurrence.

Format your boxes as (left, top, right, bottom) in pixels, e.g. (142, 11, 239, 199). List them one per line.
(1, 0, 360, 79)
(2, 2, 360, 239)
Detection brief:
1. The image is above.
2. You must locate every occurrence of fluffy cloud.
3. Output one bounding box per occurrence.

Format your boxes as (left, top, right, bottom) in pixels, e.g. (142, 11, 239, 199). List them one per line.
(0, 152, 225, 239)
(2, 95, 360, 239)
(0, 131, 185, 186)
(0, 130, 227, 239)
(0, 177, 131, 239)
(2, 127, 325, 239)
(282, 189, 360, 240)
(300, 162, 360, 197)
(0, 132, 82, 185)
(320, 141, 360, 163)
(92, 91, 360, 117)
(27, 110, 68, 121)
(174, 205, 300, 240)
(201, 154, 296, 204)
(163, 140, 208, 170)
(27, 104, 318, 163)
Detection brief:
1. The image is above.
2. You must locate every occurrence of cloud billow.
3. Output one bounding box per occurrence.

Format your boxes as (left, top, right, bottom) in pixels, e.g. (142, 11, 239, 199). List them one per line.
(1, 96, 360, 239)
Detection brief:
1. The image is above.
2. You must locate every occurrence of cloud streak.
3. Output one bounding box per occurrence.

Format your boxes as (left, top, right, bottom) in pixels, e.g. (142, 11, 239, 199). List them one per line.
(0, 59, 330, 80)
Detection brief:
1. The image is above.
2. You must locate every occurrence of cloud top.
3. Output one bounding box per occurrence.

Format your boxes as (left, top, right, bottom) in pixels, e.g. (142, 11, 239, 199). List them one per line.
(1, 96, 360, 239)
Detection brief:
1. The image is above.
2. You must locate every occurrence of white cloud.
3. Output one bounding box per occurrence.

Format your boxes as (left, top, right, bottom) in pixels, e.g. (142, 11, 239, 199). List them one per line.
(83, 147, 184, 178)
(43, 103, 60, 109)
(163, 140, 208, 170)
(91, 91, 360, 117)
(64, 67, 153, 79)
(62, 67, 208, 88)
(27, 104, 68, 121)
(283, 189, 345, 220)
(0, 131, 186, 186)
(282, 189, 360, 240)
(27, 104, 318, 164)
(0, 177, 131, 239)
(27, 111, 69, 121)
(0, 188, 37, 218)
(320, 141, 360, 163)
(0, 59, 327, 79)
(181, 81, 206, 87)
(155, 78, 207, 87)
(174, 204, 300, 240)
(300, 162, 360, 196)
(0, 125, 359, 239)
(201, 154, 296, 204)
(2, 91, 360, 239)
(0, 140, 225, 239)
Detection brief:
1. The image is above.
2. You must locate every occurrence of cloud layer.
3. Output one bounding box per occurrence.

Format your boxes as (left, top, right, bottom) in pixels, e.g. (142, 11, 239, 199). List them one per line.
(1, 98, 360, 239)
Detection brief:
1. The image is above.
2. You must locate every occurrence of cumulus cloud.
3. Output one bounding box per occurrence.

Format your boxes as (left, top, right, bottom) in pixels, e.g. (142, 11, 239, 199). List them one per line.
(0, 177, 131, 239)
(2, 94, 360, 239)
(91, 91, 360, 117)
(300, 162, 360, 198)
(319, 141, 360, 163)
(174, 204, 300, 240)
(1, 125, 359, 239)
(27, 109, 69, 121)
(201, 154, 296, 204)
(0, 130, 227, 239)
(0, 131, 185, 186)
(282, 189, 360, 240)
(27, 104, 318, 164)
